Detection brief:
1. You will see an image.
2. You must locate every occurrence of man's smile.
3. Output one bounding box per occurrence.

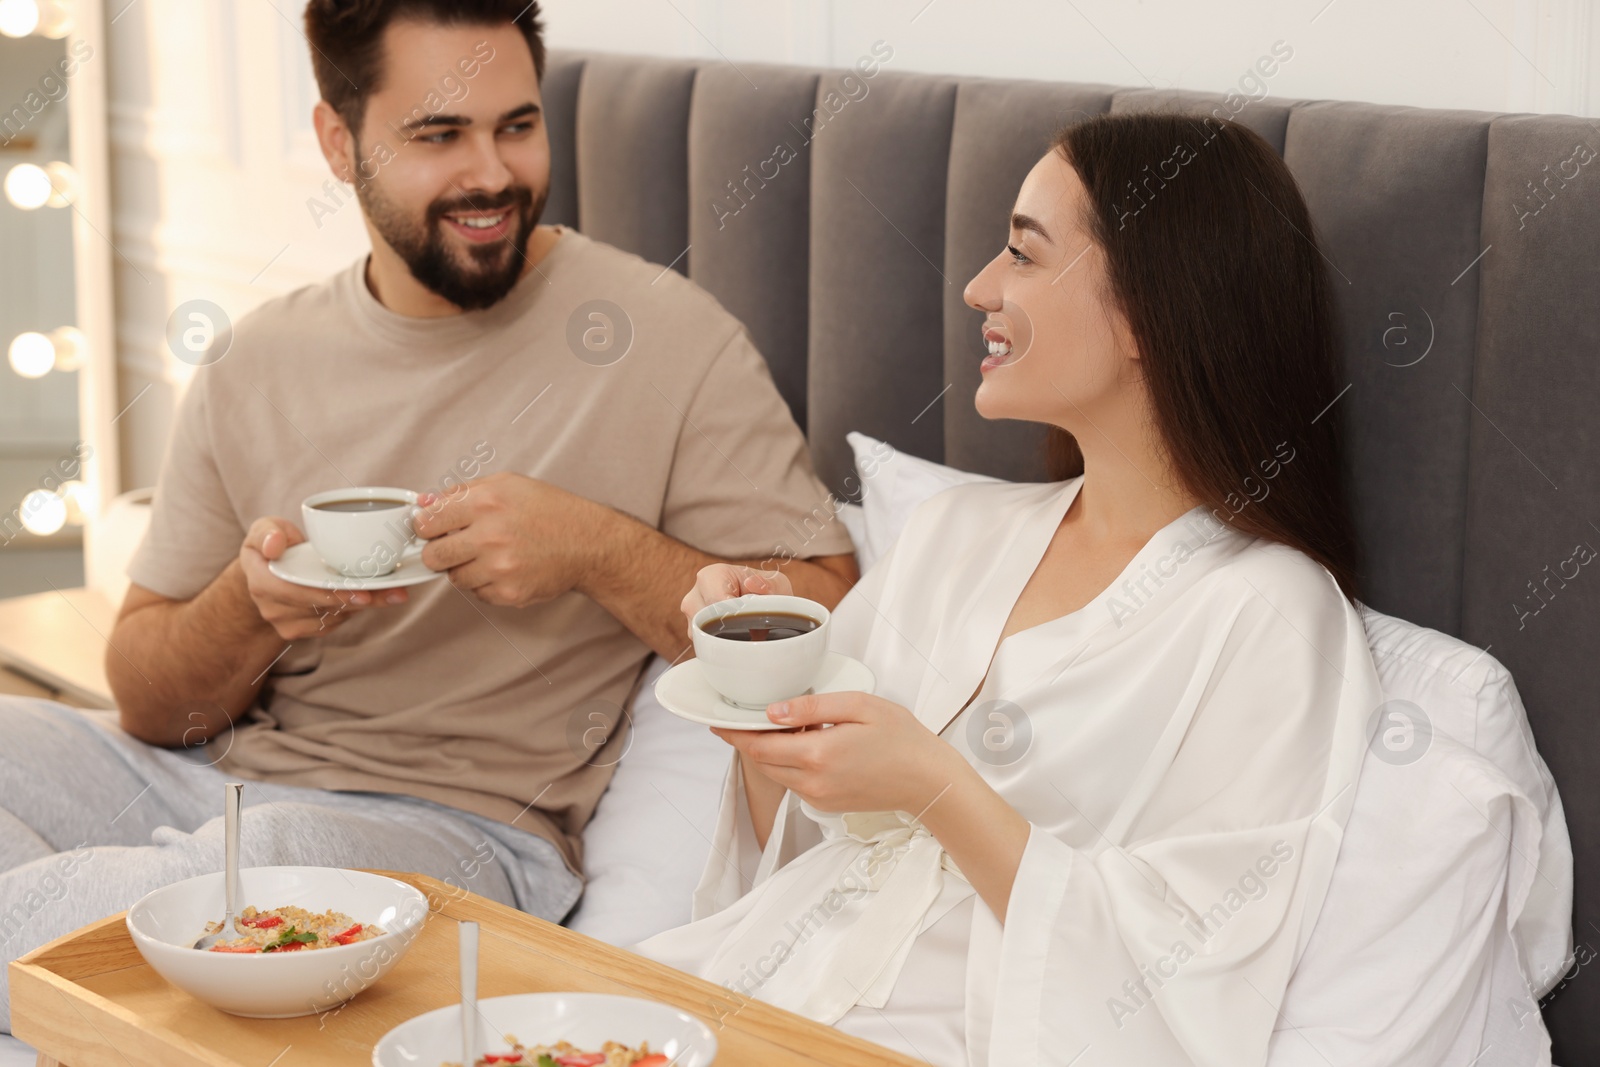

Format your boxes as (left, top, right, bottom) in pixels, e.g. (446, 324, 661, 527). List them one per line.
(441, 209, 515, 244)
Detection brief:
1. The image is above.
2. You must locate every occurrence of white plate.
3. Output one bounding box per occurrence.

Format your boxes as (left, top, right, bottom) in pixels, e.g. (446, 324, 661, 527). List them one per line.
(654, 651, 876, 730)
(268, 541, 443, 591)
(371, 991, 717, 1067)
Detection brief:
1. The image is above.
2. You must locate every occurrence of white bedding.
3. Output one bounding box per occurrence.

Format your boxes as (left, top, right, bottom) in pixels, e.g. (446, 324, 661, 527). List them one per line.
(0, 1035, 30, 1067)
(562, 654, 723, 945)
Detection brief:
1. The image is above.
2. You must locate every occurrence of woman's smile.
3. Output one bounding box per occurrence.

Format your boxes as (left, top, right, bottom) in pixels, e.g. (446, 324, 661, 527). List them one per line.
(981, 320, 1013, 371)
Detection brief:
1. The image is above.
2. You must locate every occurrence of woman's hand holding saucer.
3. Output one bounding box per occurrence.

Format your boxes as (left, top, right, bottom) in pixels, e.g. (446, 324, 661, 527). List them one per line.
(678, 561, 955, 827)
(720, 690, 1032, 922)
(712, 692, 967, 816)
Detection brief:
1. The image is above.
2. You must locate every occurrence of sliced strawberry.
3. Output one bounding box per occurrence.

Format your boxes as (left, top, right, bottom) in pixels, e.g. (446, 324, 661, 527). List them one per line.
(635, 1056, 669, 1067)
(555, 1055, 606, 1067)
(330, 923, 363, 945)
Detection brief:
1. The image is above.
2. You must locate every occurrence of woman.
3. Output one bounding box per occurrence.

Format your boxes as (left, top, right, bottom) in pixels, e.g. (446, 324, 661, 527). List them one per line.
(637, 113, 1383, 1067)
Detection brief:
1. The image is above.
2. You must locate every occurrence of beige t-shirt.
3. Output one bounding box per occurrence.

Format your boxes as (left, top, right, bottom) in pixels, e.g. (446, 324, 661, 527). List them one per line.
(128, 228, 853, 874)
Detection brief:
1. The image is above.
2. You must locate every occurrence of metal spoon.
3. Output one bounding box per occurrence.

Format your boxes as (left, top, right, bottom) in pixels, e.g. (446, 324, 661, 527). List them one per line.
(193, 782, 244, 950)
(459, 920, 480, 1067)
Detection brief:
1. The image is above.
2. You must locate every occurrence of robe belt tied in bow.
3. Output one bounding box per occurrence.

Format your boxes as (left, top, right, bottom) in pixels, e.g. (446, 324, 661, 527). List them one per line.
(699, 814, 972, 1024)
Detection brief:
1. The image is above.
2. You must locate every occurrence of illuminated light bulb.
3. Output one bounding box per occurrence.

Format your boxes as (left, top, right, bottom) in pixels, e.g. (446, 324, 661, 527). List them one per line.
(35, 0, 68, 37)
(0, 0, 39, 38)
(20, 489, 67, 536)
(41, 160, 78, 207)
(2, 161, 77, 209)
(7, 326, 85, 377)
(60, 479, 93, 524)
(8, 331, 54, 378)
(4, 163, 50, 209)
(47, 325, 85, 371)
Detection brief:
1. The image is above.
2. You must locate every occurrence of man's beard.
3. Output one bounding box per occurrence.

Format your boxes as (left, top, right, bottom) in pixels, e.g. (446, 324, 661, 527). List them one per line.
(358, 175, 547, 311)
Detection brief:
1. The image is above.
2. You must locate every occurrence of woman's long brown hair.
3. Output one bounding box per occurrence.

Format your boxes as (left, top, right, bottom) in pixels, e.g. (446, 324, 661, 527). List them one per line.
(1047, 113, 1361, 601)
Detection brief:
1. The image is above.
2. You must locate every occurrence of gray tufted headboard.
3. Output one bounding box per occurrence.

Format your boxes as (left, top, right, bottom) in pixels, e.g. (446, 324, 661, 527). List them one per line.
(538, 48, 1600, 1058)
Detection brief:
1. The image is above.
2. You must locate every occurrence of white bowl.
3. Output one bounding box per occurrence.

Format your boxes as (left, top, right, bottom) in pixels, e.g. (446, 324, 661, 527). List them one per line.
(373, 992, 717, 1067)
(126, 866, 429, 1019)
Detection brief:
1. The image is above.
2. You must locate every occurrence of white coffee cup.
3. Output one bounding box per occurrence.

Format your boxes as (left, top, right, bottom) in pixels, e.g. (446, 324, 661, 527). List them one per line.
(301, 487, 423, 579)
(691, 594, 831, 710)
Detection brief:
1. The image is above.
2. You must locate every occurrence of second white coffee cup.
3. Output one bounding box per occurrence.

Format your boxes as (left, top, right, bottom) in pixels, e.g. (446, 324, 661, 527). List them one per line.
(301, 486, 423, 579)
(691, 594, 831, 711)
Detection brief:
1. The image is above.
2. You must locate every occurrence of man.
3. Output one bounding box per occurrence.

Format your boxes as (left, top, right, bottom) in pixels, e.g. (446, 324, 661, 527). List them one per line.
(0, 0, 855, 1029)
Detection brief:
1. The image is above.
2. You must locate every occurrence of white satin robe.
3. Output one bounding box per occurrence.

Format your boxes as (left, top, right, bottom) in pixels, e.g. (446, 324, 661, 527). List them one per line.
(637, 477, 1384, 1066)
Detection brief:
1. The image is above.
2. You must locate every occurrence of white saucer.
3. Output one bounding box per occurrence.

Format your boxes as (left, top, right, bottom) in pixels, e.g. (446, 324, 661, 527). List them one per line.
(267, 541, 443, 591)
(654, 652, 876, 730)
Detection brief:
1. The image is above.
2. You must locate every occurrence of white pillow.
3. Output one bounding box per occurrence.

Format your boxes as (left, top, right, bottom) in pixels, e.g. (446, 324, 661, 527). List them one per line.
(846, 430, 1003, 571)
(1269, 726, 1553, 1063)
(1357, 608, 1573, 1000)
(841, 432, 1571, 1054)
(564, 656, 726, 945)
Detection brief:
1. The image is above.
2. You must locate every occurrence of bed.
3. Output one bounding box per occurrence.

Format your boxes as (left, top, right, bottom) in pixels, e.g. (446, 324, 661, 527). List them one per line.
(537, 48, 1598, 1062)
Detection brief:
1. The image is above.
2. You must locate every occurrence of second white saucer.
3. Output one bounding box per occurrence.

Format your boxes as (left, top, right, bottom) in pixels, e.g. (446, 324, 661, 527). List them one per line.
(654, 652, 876, 731)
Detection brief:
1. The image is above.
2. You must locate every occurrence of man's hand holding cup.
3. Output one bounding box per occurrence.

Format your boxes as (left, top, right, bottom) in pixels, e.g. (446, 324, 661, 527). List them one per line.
(411, 471, 604, 607)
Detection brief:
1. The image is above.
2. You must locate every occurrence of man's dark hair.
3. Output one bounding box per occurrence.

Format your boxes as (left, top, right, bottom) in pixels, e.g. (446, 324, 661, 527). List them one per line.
(304, 0, 545, 136)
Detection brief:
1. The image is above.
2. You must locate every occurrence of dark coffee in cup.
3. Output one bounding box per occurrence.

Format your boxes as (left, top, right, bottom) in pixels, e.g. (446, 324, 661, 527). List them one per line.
(691, 594, 832, 708)
(701, 611, 821, 642)
(312, 498, 408, 513)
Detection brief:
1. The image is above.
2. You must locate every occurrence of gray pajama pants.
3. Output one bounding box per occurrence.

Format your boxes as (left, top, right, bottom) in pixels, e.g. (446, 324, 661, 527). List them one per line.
(0, 696, 583, 1032)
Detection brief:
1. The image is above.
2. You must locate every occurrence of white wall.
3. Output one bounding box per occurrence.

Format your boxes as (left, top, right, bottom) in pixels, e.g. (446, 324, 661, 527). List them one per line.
(101, 0, 1598, 493)
(541, 0, 1599, 117)
(105, 0, 371, 489)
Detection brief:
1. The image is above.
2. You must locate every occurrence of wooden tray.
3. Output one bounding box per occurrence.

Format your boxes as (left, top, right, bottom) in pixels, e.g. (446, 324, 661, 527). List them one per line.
(9, 871, 929, 1067)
